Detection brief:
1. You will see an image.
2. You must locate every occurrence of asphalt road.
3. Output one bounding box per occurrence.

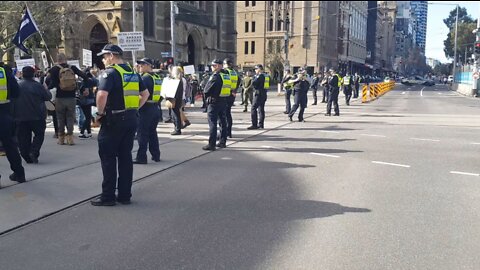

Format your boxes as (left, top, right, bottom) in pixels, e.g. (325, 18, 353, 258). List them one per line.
(2, 84, 480, 269)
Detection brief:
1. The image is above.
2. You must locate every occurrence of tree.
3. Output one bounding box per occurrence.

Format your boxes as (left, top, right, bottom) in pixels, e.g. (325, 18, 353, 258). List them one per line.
(443, 6, 476, 60)
(0, 2, 78, 59)
(405, 46, 431, 75)
(265, 52, 284, 84)
(433, 63, 452, 76)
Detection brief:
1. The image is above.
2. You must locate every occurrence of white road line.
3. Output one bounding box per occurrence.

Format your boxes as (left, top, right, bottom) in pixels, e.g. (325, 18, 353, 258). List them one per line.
(221, 157, 232, 160)
(360, 134, 387, 138)
(450, 171, 479, 177)
(437, 93, 443, 95)
(420, 87, 425, 96)
(310, 152, 340, 158)
(401, 92, 406, 95)
(261, 145, 286, 150)
(196, 135, 210, 139)
(410, 138, 440, 142)
(470, 143, 480, 145)
(372, 161, 410, 168)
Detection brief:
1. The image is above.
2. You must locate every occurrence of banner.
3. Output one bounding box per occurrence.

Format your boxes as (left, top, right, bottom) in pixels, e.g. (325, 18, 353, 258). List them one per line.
(16, 58, 36, 71)
(117, 32, 145, 51)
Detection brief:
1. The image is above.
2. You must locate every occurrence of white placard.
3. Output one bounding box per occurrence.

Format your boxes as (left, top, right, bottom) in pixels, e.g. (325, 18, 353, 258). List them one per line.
(14, 49, 20, 61)
(41, 51, 49, 69)
(82, 49, 92, 67)
(117, 31, 145, 51)
(16, 58, 36, 71)
(161, 77, 180, 99)
(184, 65, 195, 75)
(67, 60, 80, 69)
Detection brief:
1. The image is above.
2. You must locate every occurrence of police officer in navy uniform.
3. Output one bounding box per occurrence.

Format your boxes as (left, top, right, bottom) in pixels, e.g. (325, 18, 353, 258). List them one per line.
(222, 58, 238, 138)
(202, 59, 228, 151)
(247, 64, 266, 130)
(325, 68, 341, 116)
(133, 58, 161, 164)
(91, 44, 149, 206)
(0, 62, 25, 183)
(288, 68, 310, 122)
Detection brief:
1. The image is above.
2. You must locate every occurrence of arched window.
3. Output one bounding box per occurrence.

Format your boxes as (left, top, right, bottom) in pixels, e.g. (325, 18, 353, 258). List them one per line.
(268, 40, 273, 53)
(276, 39, 281, 53)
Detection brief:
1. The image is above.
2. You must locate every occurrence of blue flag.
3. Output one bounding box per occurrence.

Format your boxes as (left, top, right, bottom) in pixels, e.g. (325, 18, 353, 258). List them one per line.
(12, 7, 39, 54)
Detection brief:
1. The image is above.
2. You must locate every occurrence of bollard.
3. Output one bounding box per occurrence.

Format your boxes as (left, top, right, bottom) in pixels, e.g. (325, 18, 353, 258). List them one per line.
(369, 84, 375, 101)
(362, 85, 368, 103)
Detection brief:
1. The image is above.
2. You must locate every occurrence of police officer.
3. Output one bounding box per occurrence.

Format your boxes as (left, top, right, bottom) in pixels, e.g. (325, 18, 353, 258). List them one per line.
(133, 58, 161, 164)
(222, 58, 238, 138)
(343, 72, 353, 105)
(353, 72, 361, 98)
(281, 68, 294, 114)
(202, 59, 229, 151)
(288, 68, 310, 122)
(325, 68, 342, 116)
(91, 44, 149, 206)
(311, 72, 321, 105)
(0, 62, 25, 183)
(247, 64, 267, 130)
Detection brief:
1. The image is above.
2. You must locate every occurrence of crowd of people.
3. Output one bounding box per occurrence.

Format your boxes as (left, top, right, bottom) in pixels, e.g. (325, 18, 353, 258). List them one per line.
(0, 43, 372, 206)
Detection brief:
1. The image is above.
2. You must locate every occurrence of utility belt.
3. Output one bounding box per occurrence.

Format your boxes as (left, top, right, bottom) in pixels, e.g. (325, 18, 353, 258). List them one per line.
(207, 96, 227, 104)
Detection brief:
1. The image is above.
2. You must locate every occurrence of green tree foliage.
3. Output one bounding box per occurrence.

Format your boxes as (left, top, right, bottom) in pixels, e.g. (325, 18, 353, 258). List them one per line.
(433, 63, 452, 76)
(0, 2, 77, 58)
(443, 6, 476, 60)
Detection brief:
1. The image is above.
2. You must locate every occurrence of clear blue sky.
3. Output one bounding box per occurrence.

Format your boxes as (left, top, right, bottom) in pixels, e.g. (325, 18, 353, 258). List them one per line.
(426, 1, 480, 63)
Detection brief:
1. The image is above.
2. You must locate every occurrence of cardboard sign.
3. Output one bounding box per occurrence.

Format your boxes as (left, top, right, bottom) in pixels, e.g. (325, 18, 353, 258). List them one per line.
(161, 77, 181, 99)
(82, 49, 92, 67)
(184, 65, 195, 75)
(41, 51, 49, 69)
(117, 31, 145, 51)
(67, 60, 80, 69)
(16, 58, 36, 71)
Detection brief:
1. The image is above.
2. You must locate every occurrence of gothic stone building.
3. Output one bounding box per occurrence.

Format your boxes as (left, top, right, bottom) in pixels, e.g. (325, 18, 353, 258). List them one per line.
(62, 1, 236, 69)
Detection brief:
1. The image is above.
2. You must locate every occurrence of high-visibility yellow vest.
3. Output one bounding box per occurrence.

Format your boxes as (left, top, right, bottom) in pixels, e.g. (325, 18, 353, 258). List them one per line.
(226, 68, 238, 89)
(146, 73, 162, 102)
(0, 67, 8, 104)
(343, 76, 351, 86)
(264, 74, 270, 89)
(334, 74, 342, 87)
(219, 73, 231, 97)
(110, 65, 140, 109)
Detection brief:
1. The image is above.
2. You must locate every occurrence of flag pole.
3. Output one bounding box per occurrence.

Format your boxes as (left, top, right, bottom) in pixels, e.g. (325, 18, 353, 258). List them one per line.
(23, 2, 55, 66)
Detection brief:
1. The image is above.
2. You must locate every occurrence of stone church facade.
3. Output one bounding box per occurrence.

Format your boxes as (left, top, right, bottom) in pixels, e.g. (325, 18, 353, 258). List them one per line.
(61, 1, 236, 69)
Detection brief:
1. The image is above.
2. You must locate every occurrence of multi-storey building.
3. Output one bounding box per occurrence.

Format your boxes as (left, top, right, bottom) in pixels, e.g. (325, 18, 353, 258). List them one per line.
(410, 1, 428, 54)
(395, 1, 417, 67)
(338, 1, 368, 75)
(236, 1, 339, 76)
(61, 1, 235, 69)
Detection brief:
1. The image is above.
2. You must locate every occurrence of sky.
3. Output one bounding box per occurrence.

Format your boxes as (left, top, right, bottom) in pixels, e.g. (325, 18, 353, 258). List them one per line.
(426, 1, 480, 63)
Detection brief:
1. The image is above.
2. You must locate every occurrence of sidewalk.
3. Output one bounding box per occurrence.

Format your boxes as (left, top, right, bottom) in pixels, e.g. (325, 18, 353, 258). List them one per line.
(0, 90, 365, 234)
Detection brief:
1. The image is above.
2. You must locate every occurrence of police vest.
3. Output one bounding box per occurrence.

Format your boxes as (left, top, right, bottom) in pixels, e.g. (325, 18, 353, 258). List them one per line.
(0, 67, 8, 104)
(343, 76, 351, 86)
(219, 73, 231, 97)
(334, 74, 342, 87)
(226, 68, 238, 89)
(264, 74, 270, 89)
(146, 73, 162, 102)
(110, 65, 140, 109)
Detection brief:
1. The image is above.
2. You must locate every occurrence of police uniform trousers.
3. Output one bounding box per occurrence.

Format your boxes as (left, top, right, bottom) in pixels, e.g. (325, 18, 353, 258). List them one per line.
(343, 85, 352, 105)
(0, 111, 25, 178)
(251, 93, 267, 128)
(288, 91, 307, 121)
(311, 87, 318, 104)
(322, 86, 329, 103)
(326, 88, 340, 115)
(207, 99, 227, 146)
(98, 110, 138, 201)
(224, 95, 235, 137)
(17, 120, 46, 162)
(354, 83, 360, 98)
(135, 104, 161, 162)
(284, 88, 292, 113)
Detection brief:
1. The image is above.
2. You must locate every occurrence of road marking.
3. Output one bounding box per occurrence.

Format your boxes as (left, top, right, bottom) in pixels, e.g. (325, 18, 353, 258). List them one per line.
(450, 171, 479, 177)
(360, 134, 387, 138)
(372, 161, 410, 168)
(420, 87, 425, 96)
(261, 145, 286, 150)
(221, 157, 232, 160)
(319, 130, 341, 134)
(410, 138, 440, 142)
(437, 93, 443, 95)
(196, 135, 210, 139)
(401, 92, 406, 95)
(310, 152, 340, 158)
(470, 143, 480, 145)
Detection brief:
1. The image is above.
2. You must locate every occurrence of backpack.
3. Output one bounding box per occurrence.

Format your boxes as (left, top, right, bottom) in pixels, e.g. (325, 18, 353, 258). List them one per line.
(57, 65, 77, 91)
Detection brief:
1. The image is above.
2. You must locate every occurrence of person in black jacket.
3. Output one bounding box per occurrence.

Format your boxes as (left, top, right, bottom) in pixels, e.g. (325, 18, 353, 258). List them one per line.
(14, 66, 52, 164)
(288, 69, 310, 122)
(0, 62, 25, 183)
(325, 68, 341, 116)
(202, 59, 228, 151)
(247, 64, 266, 130)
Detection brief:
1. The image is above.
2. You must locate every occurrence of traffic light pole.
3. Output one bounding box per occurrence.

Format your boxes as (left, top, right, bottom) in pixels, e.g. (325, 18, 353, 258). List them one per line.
(452, 5, 459, 83)
(170, 1, 176, 66)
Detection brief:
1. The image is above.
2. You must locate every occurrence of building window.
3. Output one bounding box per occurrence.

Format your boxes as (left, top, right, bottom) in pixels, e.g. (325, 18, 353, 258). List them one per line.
(245, 21, 249, 33)
(251, 41, 256, 54)
(252, 1, 256, 6)
(268, 40, 273, 53)
(245, 41, 249, 54)
(276, 19, 282, 31)
(245, 1, 249, 7)
(143, 1, 155, 37)
(252, 21, 256, 32)
(276, 39, 281, 53)
(268, 18, 273, 31)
